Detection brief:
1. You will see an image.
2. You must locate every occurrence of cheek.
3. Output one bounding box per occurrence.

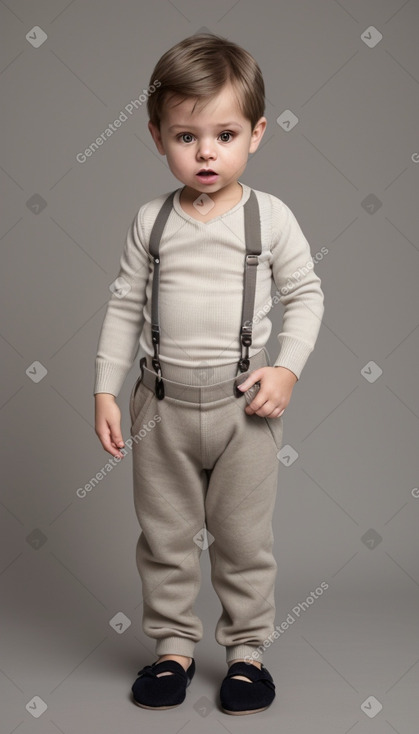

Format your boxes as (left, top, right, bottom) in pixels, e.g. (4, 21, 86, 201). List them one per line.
(166, 147, 187, 169)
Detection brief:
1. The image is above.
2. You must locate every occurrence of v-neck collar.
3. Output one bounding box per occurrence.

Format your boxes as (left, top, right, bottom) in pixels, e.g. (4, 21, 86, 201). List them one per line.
(172, 181, 251, 225)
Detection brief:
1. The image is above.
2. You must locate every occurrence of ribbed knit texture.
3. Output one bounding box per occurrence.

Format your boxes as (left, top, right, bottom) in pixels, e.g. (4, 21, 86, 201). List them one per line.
(94, 182, 324, 396)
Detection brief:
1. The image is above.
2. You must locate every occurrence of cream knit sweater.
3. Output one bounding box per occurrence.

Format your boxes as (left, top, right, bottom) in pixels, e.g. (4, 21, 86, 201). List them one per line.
(94, 182, 325, 397)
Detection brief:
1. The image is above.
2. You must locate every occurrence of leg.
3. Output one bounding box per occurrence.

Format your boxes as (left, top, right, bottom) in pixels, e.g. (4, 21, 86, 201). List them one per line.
(203, 397, 283, 665)
(130, 386, 207, 660)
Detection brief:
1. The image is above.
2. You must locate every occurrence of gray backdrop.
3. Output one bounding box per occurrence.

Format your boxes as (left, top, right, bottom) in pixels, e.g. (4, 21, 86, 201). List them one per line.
(1, 0, 418, 732)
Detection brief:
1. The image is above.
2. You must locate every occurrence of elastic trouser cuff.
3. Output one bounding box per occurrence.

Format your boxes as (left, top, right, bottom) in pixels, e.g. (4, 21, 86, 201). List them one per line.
(226, 645, 264, 664)
(155, 636, 196, 659)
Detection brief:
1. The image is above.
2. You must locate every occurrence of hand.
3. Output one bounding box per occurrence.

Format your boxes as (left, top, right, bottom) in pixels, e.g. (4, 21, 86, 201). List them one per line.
(237, 366, 298, 418)
(94, 393, 125, 458)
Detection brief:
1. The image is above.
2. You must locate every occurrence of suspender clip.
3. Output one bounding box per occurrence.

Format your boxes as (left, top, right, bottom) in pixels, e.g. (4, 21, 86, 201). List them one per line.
(139, 356, 146, 379)
(246, 254, 259, 266)
(155, 376, 165, 400)
(151, 358, 165, 399)
(241, 323, 252, 347)
(151, 358, 162, 376)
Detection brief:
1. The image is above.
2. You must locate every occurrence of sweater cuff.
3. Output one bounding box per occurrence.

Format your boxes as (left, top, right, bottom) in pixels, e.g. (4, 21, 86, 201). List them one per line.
(93, 360, 128, 398)
(273, 335, 314, 381)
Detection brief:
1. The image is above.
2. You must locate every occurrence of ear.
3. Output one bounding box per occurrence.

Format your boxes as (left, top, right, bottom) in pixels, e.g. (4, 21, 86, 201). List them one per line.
(249, 116, 267, 154)
(148, 121, 166, 155)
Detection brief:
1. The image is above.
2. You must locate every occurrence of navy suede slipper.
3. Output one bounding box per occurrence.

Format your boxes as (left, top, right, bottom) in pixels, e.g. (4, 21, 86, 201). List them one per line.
(219, 661, 276, 715)
(131, 658, 195, 709)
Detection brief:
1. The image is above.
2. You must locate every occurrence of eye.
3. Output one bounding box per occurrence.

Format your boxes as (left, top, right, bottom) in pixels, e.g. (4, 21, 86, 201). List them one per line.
(177, 133, 194, 143)
(219, 131, 234, 142)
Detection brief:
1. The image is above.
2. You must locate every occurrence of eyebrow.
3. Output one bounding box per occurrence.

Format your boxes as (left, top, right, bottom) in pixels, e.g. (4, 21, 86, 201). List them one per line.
(168, 122, 243, 131)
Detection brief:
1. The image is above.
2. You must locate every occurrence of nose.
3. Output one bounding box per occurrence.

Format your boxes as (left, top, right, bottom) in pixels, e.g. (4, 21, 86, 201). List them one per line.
(196, 137, 216, 161)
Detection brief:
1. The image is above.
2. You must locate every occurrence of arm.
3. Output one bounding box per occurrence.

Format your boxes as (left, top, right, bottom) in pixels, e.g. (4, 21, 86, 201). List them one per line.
(94, 208, 150, 398)
(94, 209, 150, 456)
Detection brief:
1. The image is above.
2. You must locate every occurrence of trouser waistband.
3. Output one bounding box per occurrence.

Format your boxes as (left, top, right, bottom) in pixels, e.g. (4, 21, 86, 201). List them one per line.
(140, 347, 270, 403)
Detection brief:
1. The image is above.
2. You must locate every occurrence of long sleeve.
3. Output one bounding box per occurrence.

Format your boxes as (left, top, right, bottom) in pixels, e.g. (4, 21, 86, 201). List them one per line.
(270, 199, 325, 380)
(93, 207, 150, 396)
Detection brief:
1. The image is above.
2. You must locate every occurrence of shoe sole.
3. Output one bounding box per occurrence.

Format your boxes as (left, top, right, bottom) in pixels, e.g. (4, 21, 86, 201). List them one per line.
(221, 704, 271, 715)
(133, 698, 184, 710)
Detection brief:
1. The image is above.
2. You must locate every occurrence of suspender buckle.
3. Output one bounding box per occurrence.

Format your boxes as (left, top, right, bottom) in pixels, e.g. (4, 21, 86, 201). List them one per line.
(246, 254, 259, 266)
(241, 323, 252, 347)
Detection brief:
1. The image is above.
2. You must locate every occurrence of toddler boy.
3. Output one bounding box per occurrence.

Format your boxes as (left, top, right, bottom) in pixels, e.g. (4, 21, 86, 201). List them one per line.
(94, 32, 324, 715)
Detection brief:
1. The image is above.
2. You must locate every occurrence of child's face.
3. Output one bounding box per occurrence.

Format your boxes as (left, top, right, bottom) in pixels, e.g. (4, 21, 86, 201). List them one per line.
(148, 82, 266, 197)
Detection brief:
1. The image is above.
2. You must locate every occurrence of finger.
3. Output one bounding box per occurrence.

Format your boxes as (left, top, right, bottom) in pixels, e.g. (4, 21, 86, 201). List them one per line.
(100, 437, 124, 458)
(237, 368, 263, 391)
(246, 398, 281, 417)
(109, 435, 125, 457)
(111, 431, 125, 450)
(245, 396, 266, 414)
(265, 407, 285, 418)
(105, 420, 124, 448)
(99, 425, 125, 458)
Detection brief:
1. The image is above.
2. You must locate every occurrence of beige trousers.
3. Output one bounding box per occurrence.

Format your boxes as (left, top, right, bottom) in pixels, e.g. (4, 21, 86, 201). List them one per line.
(129, 347, 283, 664)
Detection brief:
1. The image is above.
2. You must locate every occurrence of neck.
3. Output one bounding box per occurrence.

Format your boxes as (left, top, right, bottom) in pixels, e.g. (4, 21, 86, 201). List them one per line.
(181, 181, 242, 206)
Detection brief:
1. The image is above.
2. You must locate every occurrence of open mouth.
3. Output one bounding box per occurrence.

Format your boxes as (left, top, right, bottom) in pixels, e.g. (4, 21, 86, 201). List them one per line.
(197, 169, 217, 176)
(196, 170, 218, 182)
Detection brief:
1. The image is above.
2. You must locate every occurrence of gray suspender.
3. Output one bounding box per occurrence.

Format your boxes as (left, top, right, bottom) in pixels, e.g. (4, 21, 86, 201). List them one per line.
(241, 190, 263, 366)
(148, 190, 177, 399)
(147, 189, 262, 399)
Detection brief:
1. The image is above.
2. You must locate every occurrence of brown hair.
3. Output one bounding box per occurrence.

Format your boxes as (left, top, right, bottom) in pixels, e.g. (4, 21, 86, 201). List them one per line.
(147, 32, 265, 131)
